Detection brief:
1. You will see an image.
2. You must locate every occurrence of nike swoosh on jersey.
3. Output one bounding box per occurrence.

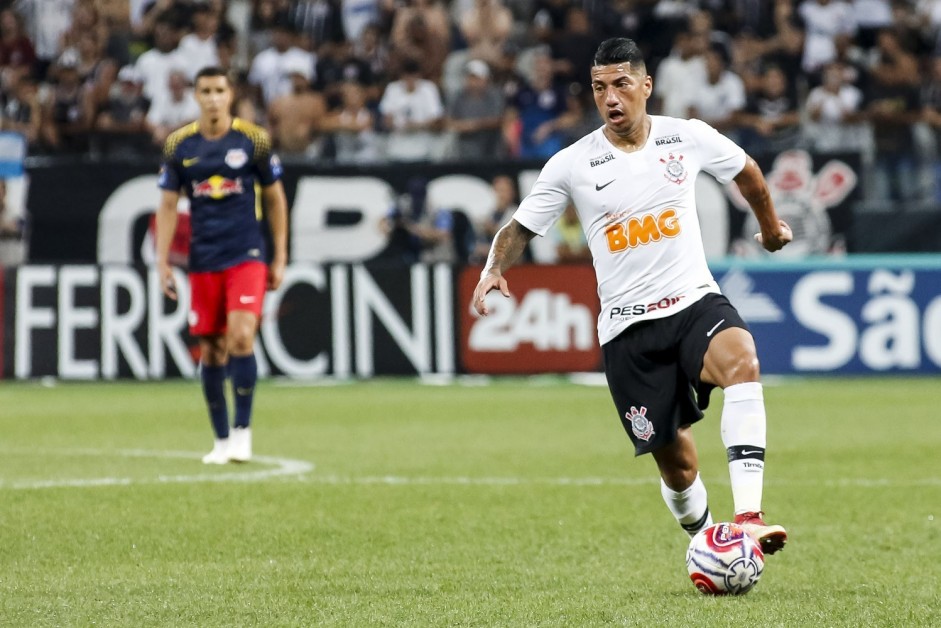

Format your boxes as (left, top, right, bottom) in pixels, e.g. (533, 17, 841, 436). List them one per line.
(239, 295, 256, 304)
(182, 157, 200, 167)
(595, 179, 615, 191)
(705, 319, 726, 337)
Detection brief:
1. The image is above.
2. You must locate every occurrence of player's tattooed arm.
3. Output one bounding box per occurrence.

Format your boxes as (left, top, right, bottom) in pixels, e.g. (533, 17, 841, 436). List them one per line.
(734, 156, 792, 253)
(473, 219, 536, 316)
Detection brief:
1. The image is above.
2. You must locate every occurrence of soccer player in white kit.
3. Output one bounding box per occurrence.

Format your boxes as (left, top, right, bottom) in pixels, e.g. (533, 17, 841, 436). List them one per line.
(473, 38, 792, 554)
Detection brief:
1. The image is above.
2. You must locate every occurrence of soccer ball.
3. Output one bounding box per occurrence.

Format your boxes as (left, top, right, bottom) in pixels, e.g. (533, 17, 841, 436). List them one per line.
(686, 522, 765, 595)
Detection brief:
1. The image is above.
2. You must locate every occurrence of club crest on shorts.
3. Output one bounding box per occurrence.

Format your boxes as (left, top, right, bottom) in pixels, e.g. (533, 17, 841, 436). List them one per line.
(660, 152, 687, 185)
(627, 405, 654, 441)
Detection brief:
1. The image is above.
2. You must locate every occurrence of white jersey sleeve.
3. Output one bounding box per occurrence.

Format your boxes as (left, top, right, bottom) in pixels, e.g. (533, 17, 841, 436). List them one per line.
(686, 118, 747, 184)
(511, 148, 574, 236)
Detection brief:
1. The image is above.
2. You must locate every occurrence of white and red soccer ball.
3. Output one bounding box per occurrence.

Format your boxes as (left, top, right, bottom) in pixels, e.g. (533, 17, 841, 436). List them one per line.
(686, 522, 765, 595)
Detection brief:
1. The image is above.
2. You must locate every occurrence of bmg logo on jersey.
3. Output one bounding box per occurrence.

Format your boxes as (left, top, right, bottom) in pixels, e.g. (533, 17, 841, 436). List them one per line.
(192, 175, 244, 199)
(604, 208, 681, 253)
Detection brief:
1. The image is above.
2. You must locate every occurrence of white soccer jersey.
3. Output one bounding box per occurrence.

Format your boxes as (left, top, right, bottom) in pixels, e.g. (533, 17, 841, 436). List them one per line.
(512, 115, 746, 345)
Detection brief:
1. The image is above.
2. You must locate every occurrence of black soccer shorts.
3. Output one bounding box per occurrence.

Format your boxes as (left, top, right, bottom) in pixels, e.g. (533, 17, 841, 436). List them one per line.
(601, 293, 749, 456)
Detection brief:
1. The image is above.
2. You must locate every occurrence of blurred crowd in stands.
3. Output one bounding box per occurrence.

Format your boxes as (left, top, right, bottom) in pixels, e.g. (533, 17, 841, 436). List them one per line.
(5, 0, 941, 263)
(2, 0, 941, 172)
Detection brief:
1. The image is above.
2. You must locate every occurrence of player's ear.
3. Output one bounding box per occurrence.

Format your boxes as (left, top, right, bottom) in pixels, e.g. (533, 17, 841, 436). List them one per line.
(644, 75, 652, 99)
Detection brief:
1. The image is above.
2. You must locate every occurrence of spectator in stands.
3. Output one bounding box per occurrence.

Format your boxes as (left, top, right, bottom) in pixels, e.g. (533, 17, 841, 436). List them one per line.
(378, 58, 444, 161)
(13, 0, 74, 79)
(267, 59, 327, 158)
(376, 177, 440, 264)
(531, 0, 572, 46)
(0, 8, 37, 86)
(231, 70, 263, 124)
(40, 50, 91, 151)
(504, 48, 579, 159)
(2, 74, 41, 146)
(445, 59, 505, 161)
(919, 54, 941, 200)
(550, 203, 591, 264)
(652, 27, 708, 117)
(865, 29, 922, 202)
(391, 0, 450, 59)
(176, 2, 221, 80)
(352, 21, 390, 90)
(64, 30, 117, 118)
(736, 64, 802, 154)
(458, 0, 514, 68)
(470, 173, 519, 264)
(340, 0, 381, 43)
(94, 64, 148, 154)
(247, 0, 287, 58)
(323, 79, 380, 164)
(687, 43, 746, 135)
(313, 39, 377, 109)
(797, 0, 857, 80)
(734, 0, 804, 94)
(247, 15, 315, 107)
(852, 0, 893, 49)
(550, 6, 596, 84)
(289, 0, 345, 52)
(145, 68, 199, 146)
(59, 0, 108, 55)
(804, 60, 866, 152)
(134, 15, 184, 104)
(389, 11, 449, 81)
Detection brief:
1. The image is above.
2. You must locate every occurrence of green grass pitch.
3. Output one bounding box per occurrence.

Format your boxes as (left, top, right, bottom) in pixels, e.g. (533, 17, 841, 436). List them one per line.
(0, 376, 939, 627)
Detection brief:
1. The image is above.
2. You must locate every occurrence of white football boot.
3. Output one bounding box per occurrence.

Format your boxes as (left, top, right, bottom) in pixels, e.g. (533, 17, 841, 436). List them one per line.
(201, 438, 230, 464)
(229, 427, 252, 463)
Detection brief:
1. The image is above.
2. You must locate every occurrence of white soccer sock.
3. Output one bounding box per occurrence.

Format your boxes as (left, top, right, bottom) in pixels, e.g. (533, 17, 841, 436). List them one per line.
(721, 382, 767, 515)
(660, 473, 712, 537)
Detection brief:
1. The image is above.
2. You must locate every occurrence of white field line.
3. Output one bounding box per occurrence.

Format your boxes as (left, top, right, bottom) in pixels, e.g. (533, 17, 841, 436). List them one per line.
(0, 447, 939, 490)
(0, 448, 313, 490)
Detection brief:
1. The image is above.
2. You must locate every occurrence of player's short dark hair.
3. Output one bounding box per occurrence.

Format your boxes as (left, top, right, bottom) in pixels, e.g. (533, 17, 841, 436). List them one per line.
(593, 38, 646, 73)
(194, 66, 231, 85)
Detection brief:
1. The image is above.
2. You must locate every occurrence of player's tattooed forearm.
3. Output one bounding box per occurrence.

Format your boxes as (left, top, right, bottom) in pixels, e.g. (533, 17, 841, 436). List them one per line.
(486, 220, 534, 275)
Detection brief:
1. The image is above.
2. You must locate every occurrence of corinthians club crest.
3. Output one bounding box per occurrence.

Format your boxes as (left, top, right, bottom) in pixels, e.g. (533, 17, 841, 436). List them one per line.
(660, 152, 687, 184)
(627, 405, 655, 441)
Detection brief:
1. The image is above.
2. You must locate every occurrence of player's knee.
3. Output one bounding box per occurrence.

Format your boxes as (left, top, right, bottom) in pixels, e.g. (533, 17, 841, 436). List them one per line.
(661, 466, 698, 492)
(227, 328, 255, 354)
(723, 353, 760, 385)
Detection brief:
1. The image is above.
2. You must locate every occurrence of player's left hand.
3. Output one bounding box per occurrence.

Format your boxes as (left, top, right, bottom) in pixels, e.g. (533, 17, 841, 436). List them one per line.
(267, 259, 286, 291)
(754, 220, 792, 252)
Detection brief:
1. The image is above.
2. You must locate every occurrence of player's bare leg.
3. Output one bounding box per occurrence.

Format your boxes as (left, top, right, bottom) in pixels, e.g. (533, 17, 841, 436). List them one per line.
(653, 428, 713, 537)
(226, 310, 259, 463)
(200, 335, 231, 464)
(702, 327, 787, 554)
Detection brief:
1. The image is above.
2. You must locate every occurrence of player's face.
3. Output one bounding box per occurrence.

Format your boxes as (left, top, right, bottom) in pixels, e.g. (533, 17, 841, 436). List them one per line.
(590, 63, 651, 134)
(194, 75, 233, 121)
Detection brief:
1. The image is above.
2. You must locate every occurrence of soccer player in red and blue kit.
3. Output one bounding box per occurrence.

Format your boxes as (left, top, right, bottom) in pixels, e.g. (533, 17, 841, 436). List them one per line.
(155, 66, 288, 465)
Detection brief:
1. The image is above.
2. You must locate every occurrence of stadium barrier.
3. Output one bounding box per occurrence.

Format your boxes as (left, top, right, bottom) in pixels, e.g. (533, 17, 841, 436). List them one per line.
(2, 256, 940, 380)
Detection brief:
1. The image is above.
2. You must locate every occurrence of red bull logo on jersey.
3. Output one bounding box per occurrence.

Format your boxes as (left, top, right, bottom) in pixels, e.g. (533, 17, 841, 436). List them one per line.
(604, 208, 681, 253)
(192, 175, 244, 199)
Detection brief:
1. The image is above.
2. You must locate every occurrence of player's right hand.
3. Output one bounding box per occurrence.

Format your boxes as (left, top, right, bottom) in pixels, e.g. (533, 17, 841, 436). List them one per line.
(158, 262, 177, 300)
(473, 272, 510, 316)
